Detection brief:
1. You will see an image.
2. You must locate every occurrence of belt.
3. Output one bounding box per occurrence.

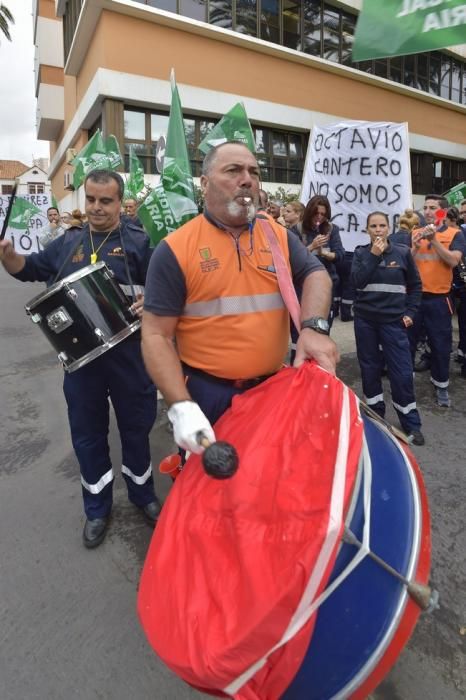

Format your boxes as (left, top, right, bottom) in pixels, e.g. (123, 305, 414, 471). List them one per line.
(182, 363, 273, 390)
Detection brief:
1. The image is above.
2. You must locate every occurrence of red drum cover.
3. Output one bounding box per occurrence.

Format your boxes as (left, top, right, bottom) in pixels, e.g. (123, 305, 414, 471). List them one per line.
(138, 362, 363, 699)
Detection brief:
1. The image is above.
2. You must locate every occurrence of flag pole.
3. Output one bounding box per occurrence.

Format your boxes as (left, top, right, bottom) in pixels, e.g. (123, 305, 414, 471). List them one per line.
(0, 182, 18, 240)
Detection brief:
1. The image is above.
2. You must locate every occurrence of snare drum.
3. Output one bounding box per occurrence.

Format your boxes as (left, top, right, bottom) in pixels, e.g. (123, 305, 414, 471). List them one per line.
(25, 262, 140, 372)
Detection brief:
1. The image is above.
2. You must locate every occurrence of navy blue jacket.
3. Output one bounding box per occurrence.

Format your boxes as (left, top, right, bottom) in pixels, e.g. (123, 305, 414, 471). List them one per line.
(389, 228, 411, 247)
(13, 220, 152, 290)
(296, 223, 344, 283)
(351, 241, 422, 323)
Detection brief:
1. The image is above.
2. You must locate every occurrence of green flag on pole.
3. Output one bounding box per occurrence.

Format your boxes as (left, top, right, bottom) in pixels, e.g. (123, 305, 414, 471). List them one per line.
(198, 102, 255, 155)
(139, 70, 198, 246)
(352, 0, 466, 62)
(103, 134, 123, 170)
(71, 130, 123, 189)
(71, 130, 105, 189)
(125, 146, 145, 199)
(443, 182, 466, 207)
(138, 183, 179, 246)
(8, 197, 42, 229)
(161, 70, 198, 225)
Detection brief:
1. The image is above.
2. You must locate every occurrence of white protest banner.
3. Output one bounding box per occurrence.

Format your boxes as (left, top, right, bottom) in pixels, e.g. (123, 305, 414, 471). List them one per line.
(0, 193, 50, 255)
(300, 121, 412, 251)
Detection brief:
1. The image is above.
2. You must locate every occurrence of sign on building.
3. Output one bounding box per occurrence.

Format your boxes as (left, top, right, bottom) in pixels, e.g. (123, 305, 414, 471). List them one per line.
(300, 120, 412, 251)
(0, 193, 51, 255)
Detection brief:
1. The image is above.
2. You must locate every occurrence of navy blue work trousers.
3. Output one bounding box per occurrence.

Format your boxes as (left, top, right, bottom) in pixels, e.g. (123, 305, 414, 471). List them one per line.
(409, 295, 453, 388)
(63, 337, 157, 519)
(185, 372, 247, 426)
(354, 316, 421, 433)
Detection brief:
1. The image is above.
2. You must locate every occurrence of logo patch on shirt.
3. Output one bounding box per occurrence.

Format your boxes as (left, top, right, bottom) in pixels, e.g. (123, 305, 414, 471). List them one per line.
(108, 246, 124, 257)
(199, 247, 220, 272)
(259, 247, 272, 254)
(387, 260, 399, 268)
(72, 245, 84, 263)
(199, 248, 212, 260)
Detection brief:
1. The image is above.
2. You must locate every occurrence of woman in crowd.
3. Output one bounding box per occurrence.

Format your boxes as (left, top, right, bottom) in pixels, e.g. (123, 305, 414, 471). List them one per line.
(390, 208, 420, 247)
(282, 200, 304, 230)
(298, 195, 344, 328)
(351, 211, 424, 445)
(68, 209, 87, 228)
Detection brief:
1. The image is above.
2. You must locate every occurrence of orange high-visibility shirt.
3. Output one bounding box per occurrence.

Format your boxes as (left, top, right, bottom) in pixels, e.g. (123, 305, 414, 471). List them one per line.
(165, 217, 291, 379)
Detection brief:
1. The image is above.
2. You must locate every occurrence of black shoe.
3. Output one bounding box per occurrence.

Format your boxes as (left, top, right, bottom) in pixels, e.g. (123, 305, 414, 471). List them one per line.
(141, 498, 162, 526)
(340, 314, 354, 322)
(408, 430, 425, 446)
(83, 517, 109, 549)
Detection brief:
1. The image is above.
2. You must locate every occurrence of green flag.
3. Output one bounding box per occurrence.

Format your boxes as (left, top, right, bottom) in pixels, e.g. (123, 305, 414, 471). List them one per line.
(71, 130, 123, 189)
(443, 182, 466, 207)
(352, 0, 466, 62)
(198, 102, 255, 155)
(139, 71, 198, 246)
(71, 130, 105, 189)
(125, 146, 145, 199)
(161, 71, 198, 225)
(8, 197, 42, 230)
(138, 183, 179, 247)
(103, 134, 123, 170)
(51, 193, 59, 210)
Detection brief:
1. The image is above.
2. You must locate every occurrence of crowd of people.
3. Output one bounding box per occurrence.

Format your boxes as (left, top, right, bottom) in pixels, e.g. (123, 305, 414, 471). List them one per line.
(1, 141, 465, 548)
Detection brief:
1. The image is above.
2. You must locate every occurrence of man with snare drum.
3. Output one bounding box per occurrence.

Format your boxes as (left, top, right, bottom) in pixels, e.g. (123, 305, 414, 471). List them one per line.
(0, 169, 161, 548)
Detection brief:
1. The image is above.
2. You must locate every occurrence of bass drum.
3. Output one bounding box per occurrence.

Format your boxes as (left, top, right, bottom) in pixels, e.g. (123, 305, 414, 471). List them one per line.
(282, 414, 432, 700)
(25, 262, 140, 373)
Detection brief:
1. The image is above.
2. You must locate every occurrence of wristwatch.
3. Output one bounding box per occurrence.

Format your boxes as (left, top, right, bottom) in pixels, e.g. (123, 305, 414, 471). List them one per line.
(301, 317, 330, 335)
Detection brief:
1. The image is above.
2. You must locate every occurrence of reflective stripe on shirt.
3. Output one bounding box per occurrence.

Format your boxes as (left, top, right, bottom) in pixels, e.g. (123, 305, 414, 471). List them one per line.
(183, 292, 285, 317)
(357, 283, 406, 294)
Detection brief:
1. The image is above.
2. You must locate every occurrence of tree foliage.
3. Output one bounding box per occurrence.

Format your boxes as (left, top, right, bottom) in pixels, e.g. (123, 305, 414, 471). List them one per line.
(0, 4, 14, 42)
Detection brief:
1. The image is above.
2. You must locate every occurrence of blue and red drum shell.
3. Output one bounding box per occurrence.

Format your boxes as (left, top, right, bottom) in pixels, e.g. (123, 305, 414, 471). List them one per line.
(281, 414, 431, 700)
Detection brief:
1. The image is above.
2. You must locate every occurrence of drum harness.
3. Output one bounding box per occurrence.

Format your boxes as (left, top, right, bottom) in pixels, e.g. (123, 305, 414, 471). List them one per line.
(51, 224, 137, 301)
(260, 215, 439, 615)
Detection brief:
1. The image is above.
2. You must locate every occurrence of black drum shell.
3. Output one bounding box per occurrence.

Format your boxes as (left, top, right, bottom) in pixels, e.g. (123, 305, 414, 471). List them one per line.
(25, 263, 140, 372)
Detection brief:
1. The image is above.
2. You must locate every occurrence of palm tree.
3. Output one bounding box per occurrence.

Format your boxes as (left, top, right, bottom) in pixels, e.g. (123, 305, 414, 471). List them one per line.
(0, 4, 14, 42)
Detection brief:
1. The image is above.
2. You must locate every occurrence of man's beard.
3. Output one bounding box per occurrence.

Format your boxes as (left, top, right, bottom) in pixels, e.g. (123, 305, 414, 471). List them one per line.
(227, 197, 257, 222)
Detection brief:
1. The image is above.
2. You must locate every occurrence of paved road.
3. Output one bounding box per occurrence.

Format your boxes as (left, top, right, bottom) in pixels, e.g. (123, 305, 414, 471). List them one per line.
(0, 273, 464, 700)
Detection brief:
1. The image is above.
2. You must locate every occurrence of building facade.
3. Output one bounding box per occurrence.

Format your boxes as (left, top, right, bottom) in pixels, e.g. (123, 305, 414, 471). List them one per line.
(35, 0, 466, 211)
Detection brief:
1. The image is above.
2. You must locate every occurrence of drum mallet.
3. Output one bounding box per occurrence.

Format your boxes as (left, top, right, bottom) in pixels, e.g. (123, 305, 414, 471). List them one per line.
(196, 432, 239, 480)
(343, 527, 439, 612)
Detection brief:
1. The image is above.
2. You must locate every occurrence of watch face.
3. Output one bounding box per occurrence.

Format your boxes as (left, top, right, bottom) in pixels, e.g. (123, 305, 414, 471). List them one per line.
(302, 317, 329, 334)
(317, 318, 329, 332)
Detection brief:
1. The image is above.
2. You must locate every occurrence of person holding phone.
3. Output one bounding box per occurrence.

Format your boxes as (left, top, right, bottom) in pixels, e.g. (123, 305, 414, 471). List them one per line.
(351, 211, 424, 445)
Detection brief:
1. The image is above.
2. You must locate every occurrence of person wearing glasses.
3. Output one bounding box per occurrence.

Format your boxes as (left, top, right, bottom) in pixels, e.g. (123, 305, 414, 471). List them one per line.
(142, 141, 338, 457)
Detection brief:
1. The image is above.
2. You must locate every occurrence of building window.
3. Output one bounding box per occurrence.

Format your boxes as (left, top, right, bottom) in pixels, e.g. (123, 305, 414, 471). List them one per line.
(432, 157, 465, 194)
(254, 126, 307, 184)
(63, 0, 84, 63)
(123, 106, 307, 183)
(28, 183, 45, 194)
(1, 184, 14, 194)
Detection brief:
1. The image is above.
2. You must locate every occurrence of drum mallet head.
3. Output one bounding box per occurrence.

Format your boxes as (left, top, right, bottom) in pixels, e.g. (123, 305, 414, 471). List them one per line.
(196, 432, 239, 479)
